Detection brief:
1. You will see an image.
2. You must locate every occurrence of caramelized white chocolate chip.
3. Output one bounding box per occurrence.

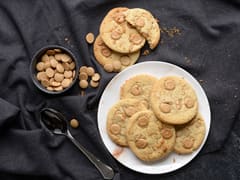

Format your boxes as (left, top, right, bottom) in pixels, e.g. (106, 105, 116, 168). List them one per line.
(37, 71, 48, 81)
(161, 129, 173, 139)
(137, 116, 149, 127)
(62, 54, 71, 63)
(164, 79, 176, 90)
(44, 61, 51, 69)
(86, 67, 95, 76)
(64, 70, 73, 78)
(51, 81, 61, 87)
(54, 54, 62, 61)
(85, 33, 95, 44)
(56, 63, 64, 73)
(135, 17, 145, 27)
(101, 47, 112, 57)
(46, 49, 55, 56)
(184, 97, 194, 108)
(135, 138, 148, 149)
(50, 58, 58, 68)
(62, 62, 70, 70)
(129, 33, 144, 45)
(61, 78, 71, 88)
(104, 63, 114, 72)
(90, 80, 99, 88)
(112, 61, 121, 72)
(54, 86, 63, 91)
(130, 84, 141, 96)
(54, 73, 64, 82)
(41, 54, 49, 62)
(120, 56, 130, 66)
(70, 118, 79, 128)
(183, 137, 194, 149)
(92, 73, 101, 81)
(41, 79, 50, 87)
(111, 30, 121, 40)
(36, 62, 45, 71)
(47, 86, 54, 91)
(54, 48, 62, 53)
(159, 103, 171, 113)
(79, 72, 88, 80)
(69, 62, 75, 70)
(124, 106, 136, 117)
(110, 124, 121, 135)
(79, 66, 88, 73)
(114, 13, 125, 23)
(79, 80, 88, 89)
(45, 68, 55, 78)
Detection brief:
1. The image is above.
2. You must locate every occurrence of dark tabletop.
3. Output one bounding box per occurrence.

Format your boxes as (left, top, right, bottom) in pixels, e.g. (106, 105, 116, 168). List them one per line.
(0, 0, 240, 180)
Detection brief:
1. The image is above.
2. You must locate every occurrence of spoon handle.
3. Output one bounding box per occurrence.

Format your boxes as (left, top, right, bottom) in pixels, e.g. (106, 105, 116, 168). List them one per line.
(66, 130, 114, 180)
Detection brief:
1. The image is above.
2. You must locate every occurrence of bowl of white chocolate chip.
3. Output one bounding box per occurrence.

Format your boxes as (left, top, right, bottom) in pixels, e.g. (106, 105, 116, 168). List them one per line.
(30, 45, 78, 94)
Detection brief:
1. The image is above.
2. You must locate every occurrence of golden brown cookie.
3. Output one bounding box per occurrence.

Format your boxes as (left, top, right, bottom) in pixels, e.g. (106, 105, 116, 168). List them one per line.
(150, 76, 198, 125)
(174, 114, 206, 154)
(106, 99, 147, 146)
(99, 7, 145, 53)
(127, 110, 175, 162)
(93, 35, 140, 72)
(120, 74, 158, 109)
(124, 8, 160, 49)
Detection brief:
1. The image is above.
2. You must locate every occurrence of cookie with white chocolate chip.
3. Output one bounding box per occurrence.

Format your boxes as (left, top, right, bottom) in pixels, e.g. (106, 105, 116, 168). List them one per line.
(120, 74, 158, 109)
(93, 35, 140, 72)
(124, 8, 160, 49)
(106, 99, 147, 146)
(174, 113, 206, 154)
(150, 76, 198, 125)
(127, 110, 176, 162)
(99, 7, 145, 53)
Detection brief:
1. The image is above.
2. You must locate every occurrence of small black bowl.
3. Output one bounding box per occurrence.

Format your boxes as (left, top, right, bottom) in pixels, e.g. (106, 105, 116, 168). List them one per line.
(30, 45, 79, 94)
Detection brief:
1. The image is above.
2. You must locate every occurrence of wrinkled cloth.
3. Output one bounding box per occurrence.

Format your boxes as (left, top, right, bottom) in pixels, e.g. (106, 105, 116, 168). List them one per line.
(0, 0, 240, 179)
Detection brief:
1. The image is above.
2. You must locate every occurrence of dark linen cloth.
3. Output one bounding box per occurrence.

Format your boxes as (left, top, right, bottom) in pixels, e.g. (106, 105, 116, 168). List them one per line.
(0, 0, 240, 179)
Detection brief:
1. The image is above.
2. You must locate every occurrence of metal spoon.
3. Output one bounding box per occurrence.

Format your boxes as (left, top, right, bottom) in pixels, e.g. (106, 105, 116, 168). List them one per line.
(40, 108, 114, 180)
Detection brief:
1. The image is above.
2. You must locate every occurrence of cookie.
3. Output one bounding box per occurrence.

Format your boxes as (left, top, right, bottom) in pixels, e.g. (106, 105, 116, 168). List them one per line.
(99, 7, 145, 53)
(107, 99, 147, 146)
(127, 110, 175, 162)
(124, 8, 160, 49)
(150, 76, 198, 125)
(93, 35, 140, 72)
(120, 74, 158, 109)
(174, 114, 206, 154)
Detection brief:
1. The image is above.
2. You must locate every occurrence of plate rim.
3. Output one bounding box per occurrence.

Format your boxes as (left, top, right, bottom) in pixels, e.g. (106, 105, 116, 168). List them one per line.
(97, 61, 211, 174)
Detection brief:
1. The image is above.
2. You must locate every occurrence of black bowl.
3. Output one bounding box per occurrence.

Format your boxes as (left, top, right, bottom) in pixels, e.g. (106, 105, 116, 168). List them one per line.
(30, 45, 78, 94)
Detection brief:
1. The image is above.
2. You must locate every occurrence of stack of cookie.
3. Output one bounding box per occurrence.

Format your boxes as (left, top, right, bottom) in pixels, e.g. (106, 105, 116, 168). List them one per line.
(106, 75, 206, 162)
(93, 7, 160, 72)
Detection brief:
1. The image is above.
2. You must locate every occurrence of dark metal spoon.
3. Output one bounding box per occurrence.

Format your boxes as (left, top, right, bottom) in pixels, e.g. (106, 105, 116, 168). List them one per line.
(40, 108, 114, 180)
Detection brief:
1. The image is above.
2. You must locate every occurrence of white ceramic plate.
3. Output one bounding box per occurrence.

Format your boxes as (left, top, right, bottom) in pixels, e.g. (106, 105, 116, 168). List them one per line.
(97, 61, 211, 174)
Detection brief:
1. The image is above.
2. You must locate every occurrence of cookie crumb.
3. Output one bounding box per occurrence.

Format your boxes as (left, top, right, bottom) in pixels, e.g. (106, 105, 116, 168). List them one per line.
(142, 49, 150, 56)
(161, 26, 181, 38)
(173, 157, 176, 163)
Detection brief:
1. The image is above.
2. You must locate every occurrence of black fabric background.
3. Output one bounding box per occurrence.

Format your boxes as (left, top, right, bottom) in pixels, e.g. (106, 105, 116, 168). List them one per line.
(0, 0, 240, 179)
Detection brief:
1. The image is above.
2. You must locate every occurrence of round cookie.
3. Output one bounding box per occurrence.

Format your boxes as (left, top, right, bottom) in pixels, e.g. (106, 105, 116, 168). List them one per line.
(93, 35, 140, 72)
(174, 114, 206, 154)
(124, 8, 160, 49)
(106, 99, 147, 146)
(150, 76, 198, 125)
(120, 74, 158, 109)
(127, 110, 175, 162)
(99, 7, 146, 53)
